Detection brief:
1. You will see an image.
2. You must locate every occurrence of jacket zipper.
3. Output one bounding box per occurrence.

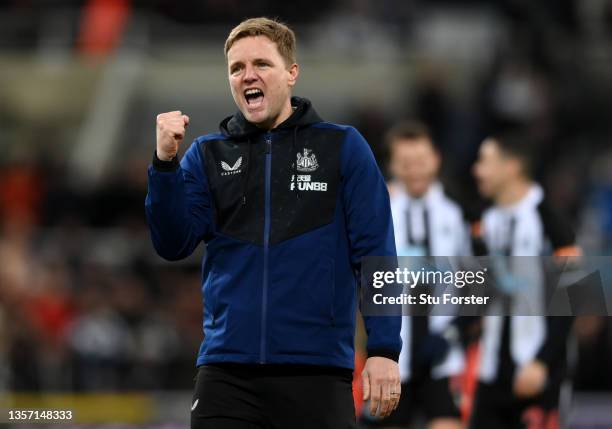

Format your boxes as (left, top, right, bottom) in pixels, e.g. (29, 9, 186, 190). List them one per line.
(260, 133, 272, 363)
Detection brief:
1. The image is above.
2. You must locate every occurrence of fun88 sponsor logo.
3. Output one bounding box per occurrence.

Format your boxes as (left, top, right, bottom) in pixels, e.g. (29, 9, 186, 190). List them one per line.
(289, 175, 328, 192)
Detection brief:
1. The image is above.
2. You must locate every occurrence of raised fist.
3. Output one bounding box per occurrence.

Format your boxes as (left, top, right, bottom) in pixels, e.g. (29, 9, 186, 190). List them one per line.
(156, 111, 190, 161)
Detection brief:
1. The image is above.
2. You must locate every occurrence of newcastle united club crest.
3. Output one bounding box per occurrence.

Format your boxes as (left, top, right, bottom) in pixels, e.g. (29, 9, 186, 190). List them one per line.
(296, 148, 318, 172)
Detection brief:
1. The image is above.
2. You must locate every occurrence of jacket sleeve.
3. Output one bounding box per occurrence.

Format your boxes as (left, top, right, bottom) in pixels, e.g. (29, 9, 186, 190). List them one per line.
(341, 127, 402, 361)
(535, 316, 573, 368)
(537, 199, 582, 257)
(533, 200, 578, 366)
(145, 139, 213, 261)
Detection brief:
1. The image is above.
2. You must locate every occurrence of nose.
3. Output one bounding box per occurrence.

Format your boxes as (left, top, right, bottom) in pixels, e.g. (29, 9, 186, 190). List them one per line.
(243, 64, 258, 83)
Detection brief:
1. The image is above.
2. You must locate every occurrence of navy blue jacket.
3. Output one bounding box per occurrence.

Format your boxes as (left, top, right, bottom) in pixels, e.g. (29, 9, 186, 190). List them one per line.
(145, 97, 401, 369)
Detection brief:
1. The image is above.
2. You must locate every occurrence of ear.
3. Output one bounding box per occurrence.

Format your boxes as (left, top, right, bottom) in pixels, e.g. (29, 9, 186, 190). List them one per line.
(389, 152, 402, 179)
(507, 158, 522, 178)
(287, 63, 299, 87)
(432, 150, 442, 173)
(471, 163, 478, 178)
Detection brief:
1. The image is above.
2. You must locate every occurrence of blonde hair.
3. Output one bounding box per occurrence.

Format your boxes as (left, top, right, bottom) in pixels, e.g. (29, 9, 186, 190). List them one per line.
(224, 17, 296, 66)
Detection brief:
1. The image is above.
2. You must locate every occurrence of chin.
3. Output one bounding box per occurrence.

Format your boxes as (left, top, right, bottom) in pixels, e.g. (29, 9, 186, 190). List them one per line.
(244, 109, 269, 125)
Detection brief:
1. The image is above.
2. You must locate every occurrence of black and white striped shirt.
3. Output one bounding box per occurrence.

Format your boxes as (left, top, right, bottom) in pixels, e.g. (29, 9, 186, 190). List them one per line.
(390, 181, 470, 382)
(478, 184, 576, 385)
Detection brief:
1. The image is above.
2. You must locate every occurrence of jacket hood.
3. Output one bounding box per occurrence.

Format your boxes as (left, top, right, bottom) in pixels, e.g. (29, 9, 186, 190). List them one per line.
(219, 96, 323, 138)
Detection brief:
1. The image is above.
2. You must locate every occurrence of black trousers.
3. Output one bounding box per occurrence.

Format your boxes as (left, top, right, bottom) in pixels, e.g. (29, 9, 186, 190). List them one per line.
(469, 381, 562, 429)
(191, 364, 357, 429)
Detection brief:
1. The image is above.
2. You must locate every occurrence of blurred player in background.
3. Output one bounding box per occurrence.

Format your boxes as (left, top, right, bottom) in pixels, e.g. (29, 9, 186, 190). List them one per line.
(362, 121, 467, 429)
(470, 133, 580, 429)
(145, 17, 401, 429)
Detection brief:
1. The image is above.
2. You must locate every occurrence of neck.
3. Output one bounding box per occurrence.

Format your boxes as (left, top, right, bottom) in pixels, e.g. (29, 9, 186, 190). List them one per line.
(403, 180, 436, 200)
(258, 98, 293, 130)
(405, 188, 429, 200)
(495, 178, 532, 207)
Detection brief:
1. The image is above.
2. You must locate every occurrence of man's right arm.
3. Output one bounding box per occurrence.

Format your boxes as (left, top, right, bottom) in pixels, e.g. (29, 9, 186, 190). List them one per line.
(145, 111, 213, 260)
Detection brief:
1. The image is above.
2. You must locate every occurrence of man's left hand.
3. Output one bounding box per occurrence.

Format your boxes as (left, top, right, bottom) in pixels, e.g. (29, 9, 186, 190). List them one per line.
(513, 360, 548, 398)
(362, 356, 401, 418)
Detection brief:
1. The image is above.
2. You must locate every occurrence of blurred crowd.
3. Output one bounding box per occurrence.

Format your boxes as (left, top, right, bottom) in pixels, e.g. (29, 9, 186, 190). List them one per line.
(0, 167, 204, 390)
(1, 0, 612, 396)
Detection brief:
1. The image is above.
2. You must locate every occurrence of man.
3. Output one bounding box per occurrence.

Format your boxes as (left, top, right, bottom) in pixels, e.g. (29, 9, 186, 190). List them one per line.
(470, 133, 579, 429)
(362, 121, 467, 429)
(145, 17, 401, 429)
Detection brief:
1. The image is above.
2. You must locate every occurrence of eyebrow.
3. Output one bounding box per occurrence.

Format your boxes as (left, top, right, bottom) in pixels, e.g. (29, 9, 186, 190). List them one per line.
(229, 57, 274, 68)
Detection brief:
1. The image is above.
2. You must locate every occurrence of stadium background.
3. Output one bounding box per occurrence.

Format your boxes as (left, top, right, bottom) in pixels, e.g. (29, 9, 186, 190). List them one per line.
(1, 0, 612, 427)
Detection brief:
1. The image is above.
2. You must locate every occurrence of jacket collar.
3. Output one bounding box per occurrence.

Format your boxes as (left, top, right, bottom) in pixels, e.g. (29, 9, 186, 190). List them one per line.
(219, 96, 323, 139)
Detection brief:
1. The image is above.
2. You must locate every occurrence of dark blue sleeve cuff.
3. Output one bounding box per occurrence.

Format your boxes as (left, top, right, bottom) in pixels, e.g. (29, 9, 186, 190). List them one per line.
(367, 348, 400, 362)
(152, 151, 179, 172)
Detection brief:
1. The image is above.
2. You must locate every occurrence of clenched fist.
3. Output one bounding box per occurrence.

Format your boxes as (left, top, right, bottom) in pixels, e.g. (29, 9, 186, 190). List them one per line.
(156, 111, 190, 161)
(513, 360, 548, 398)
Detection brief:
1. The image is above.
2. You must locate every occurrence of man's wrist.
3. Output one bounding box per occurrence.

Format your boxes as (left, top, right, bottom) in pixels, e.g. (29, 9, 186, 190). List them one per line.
(152, 150, 179, 172)
(532, 359, 548, 372)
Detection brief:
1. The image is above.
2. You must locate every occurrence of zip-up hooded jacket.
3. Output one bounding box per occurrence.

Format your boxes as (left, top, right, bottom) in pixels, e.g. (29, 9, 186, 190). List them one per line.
(145, 97, 401, 369)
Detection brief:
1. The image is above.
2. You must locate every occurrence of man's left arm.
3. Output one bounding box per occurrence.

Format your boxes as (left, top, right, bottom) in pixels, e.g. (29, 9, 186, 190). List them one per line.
(514, 201, 580, 398)
(341, 127, 401, 417)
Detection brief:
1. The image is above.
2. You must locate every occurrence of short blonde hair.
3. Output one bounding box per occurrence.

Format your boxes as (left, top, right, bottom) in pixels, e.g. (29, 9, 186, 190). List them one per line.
(224, 17, 297, 67)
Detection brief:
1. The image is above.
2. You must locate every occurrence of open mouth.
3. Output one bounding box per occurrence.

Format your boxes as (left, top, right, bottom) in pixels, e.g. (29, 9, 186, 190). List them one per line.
(244, 88, 264, 107)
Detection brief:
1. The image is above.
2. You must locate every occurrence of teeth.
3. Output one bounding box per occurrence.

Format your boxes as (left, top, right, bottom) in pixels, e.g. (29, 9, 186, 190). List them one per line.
(245, 89, 263, 96)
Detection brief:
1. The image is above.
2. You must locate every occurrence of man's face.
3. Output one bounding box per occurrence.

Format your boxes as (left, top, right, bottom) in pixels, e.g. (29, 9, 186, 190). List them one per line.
(473, 139, 513, 199)
(227, 35, 298, 129)
(389, 137, 440, 198)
